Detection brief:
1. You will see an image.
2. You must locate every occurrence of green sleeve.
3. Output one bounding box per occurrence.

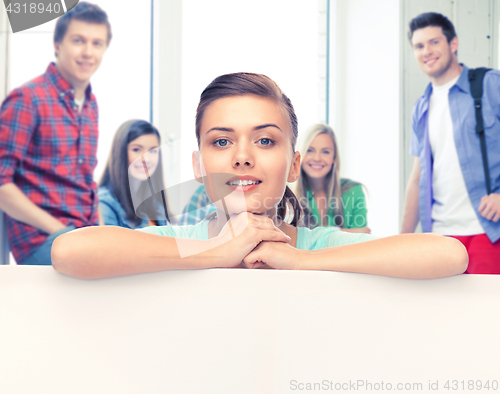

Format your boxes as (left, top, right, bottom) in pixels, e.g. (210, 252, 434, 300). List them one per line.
(138, 225, 177, 236)
(137, 220, 210, 240)
(341, 184, 368, 228)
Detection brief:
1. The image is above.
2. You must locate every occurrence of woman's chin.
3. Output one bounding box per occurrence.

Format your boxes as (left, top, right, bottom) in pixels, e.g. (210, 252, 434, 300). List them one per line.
(129, 167, 158, 181)
(130, 173, 149, 181)
(214, 205, 267, 217)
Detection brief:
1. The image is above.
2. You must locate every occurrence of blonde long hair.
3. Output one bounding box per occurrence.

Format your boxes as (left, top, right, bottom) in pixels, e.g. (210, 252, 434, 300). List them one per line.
(296, 124, 342, 226)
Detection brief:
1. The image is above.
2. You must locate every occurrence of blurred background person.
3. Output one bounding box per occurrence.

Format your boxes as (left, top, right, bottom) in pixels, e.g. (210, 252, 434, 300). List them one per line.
(98, 120, 169, 228)
(295, 124, 370, 233)
(401, 12, 500, 273)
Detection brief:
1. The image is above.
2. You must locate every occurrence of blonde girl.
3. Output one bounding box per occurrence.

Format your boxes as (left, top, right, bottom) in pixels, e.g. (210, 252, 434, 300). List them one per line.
(52, 73, 467, 279)
(296, 124, 370, 233)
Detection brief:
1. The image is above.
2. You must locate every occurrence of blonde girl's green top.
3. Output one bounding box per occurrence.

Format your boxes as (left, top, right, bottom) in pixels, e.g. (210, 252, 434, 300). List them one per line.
(306, 179, 367, 228)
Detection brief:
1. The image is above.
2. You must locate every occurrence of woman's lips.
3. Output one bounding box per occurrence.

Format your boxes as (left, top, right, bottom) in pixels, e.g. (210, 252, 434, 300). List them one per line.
(226, 177, 262, 192)
(308, 163, 325, 171)
(227, 183, 260, 192)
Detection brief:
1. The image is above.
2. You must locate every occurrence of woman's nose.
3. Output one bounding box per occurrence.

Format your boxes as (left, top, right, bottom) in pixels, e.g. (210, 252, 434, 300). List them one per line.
(233, 145, 254, 167)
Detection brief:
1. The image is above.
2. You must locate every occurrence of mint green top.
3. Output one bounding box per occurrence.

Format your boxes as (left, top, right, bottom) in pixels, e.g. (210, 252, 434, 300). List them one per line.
(139, 218, 376, 250)
(307, 179, 367, 229)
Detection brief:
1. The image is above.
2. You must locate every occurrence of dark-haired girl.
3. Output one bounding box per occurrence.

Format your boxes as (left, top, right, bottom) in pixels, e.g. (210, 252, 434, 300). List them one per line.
(98, 120, 168, 229)
(53, 73, 467, 279)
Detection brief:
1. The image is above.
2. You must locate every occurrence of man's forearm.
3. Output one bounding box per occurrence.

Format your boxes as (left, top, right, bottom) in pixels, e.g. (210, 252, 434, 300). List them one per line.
(0, 183, 66, 234)
(401, 180, 420, 233)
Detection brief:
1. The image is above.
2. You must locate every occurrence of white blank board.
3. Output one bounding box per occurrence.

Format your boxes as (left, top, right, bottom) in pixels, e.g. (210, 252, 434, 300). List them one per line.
(0, 267, 499, 393)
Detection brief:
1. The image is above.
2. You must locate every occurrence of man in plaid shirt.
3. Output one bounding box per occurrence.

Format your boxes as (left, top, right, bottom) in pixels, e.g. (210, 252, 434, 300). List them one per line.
(0, 3, 111, 264)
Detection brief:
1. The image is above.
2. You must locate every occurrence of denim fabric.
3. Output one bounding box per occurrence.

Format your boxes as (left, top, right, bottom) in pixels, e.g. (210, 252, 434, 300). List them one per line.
(98, 186, 167, 229)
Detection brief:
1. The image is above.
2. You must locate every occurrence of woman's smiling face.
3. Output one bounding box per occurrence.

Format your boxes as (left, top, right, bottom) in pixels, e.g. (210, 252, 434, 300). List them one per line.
(194, 94, 300, 216)
(301, 133, 335, 181)
(127, 134, 160, 181)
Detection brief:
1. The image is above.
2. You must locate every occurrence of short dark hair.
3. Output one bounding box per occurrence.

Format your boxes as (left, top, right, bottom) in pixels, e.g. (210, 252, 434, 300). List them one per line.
(99, 120, 164, 226)
(408, 12, 456, 43)
(195, 72, 302, 226)
(54, 2, 112, 44)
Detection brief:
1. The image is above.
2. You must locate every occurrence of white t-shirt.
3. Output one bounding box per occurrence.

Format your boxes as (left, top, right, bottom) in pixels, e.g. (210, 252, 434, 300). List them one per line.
(74, 97, 84, 112)
(428, 76, 483, 235)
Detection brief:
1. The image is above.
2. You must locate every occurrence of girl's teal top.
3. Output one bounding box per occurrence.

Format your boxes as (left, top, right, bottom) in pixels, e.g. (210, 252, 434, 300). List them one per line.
(139, 217, 376, 251)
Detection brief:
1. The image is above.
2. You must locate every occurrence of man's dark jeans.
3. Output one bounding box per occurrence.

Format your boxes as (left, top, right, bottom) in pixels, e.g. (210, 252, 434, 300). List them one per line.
(22, 225, 76, 265)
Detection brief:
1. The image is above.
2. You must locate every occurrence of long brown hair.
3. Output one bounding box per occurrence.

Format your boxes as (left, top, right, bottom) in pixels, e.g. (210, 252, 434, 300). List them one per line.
(99, 120, 163, 226)
(296, 123, 343, 226)
(195, 72, 302, 226)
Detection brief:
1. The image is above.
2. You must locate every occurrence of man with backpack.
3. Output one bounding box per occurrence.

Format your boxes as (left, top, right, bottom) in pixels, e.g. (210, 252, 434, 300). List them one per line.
(401, 12, 500, 273)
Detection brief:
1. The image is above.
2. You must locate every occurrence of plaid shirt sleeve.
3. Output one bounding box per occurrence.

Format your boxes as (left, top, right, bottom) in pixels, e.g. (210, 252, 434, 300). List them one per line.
(0, 88, 36, 186)
(177, 185, 215, 225)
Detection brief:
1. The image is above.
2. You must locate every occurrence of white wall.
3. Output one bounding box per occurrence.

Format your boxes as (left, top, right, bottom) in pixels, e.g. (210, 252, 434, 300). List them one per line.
(90, 0, 151, 180)
(332, 0, 400, 237)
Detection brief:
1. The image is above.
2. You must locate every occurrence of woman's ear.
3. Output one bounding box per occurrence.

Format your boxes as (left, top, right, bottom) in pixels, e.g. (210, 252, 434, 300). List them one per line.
(287, 151, 301, 183)
(192, 151, 203, 183)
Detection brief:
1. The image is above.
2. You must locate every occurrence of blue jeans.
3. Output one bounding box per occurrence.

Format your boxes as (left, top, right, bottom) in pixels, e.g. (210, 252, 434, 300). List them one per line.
(22, 225, 76, 265)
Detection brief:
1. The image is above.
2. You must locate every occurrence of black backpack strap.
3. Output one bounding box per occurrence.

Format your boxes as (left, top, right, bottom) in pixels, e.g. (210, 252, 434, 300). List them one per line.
(468, 67, 492, 195)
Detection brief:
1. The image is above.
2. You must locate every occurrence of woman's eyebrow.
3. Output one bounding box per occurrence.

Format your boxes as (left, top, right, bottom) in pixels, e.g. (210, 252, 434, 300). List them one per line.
(206, 127, 234, 134)
(206, 124, 282, 134)
(254, 124, 282, 132)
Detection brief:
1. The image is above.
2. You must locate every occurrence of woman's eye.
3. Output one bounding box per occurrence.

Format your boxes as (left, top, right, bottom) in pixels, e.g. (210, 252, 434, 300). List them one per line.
(132, 148, 141, 153)
(214, 139, 229, 147)
(259, 138, 274, 146)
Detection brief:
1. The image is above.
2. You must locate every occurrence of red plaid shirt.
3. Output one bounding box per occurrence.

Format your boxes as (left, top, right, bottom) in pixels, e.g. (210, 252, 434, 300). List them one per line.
(0, 63, 99, 263)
